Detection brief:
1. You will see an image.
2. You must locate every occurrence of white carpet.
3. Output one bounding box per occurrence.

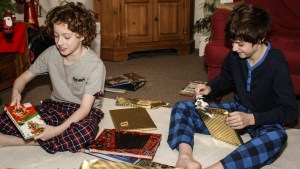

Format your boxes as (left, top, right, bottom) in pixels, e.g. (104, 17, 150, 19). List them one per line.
(1, 98, 299, 169)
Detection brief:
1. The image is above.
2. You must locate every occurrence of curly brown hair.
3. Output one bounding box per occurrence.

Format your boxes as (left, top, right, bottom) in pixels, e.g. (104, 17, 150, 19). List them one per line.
(44, 1, 96, 46)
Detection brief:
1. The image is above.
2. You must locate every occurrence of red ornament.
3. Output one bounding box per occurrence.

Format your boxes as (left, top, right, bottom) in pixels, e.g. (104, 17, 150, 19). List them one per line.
(24, 0, 39, 27)
(1, 13, 16, 35)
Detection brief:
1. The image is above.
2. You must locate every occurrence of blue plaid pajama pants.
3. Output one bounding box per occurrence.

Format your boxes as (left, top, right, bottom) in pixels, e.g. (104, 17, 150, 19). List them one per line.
(167, 100, 287, 169)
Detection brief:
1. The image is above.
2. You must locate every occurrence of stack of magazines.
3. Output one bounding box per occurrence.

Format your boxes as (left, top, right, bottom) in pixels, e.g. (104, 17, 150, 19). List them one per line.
(105, 73, 147, 92)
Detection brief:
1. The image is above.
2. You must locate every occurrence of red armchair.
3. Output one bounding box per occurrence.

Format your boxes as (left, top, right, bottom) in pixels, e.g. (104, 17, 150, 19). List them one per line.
(204, 0, 300, 96)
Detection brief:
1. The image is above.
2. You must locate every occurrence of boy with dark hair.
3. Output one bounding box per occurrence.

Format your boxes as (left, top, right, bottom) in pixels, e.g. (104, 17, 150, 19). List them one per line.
(168, 4, 298, 169)
(0, 2, 106, 154)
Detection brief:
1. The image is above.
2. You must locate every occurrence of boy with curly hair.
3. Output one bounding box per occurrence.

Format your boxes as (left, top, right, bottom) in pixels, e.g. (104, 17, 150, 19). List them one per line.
(0, 2, 106, 154)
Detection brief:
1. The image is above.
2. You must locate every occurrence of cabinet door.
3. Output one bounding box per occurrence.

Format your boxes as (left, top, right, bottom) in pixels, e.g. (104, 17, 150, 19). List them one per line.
(153, 0, 184, 41)
(0, 54, 19, 91)
(121, 0, 153, 43)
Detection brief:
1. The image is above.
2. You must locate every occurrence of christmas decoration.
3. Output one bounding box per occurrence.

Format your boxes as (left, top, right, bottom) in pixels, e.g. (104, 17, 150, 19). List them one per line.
(24, 0, 39, 27)
(0, 0, 15, 38)
(15, 0, 39, 28)
(1, 13, 16, 35)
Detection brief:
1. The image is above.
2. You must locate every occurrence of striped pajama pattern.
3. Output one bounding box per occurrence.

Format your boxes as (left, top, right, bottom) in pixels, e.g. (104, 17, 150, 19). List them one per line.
(167, 100, 287, 169)
(0, 99, 104, 154)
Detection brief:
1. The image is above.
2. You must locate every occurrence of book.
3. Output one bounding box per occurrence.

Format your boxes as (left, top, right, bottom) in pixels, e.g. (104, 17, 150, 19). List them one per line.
(112, 81, 146, 91)
(179, 80, 206, 97)
(104, 87, 126, 93)
(89, 129, 162, 160)
(81, 159, 175, 169)
(83, 149, 141, 164)
(106, 73, 146, 87)
(4, 102, 45, 139)
(110, 107, 157, 131)
(115, 97, 169, 109)
(122, 73, 147, 83)
(195, 98, 244, 146)
(105, 76, 130, 87)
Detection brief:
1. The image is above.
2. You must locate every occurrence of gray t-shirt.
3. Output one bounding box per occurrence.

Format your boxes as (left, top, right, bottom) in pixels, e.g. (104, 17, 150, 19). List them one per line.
(29, 45, 106, 107)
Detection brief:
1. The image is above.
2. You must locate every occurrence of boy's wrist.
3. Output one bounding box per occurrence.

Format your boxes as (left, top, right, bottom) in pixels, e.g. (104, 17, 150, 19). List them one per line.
(249, 113, 255, 126)
(12, 88, 21, 95)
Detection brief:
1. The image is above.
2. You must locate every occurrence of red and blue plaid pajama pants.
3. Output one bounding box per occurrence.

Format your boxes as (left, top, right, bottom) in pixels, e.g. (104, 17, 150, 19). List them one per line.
(167, 100, 287, 169)
(0, 99, 104, 154)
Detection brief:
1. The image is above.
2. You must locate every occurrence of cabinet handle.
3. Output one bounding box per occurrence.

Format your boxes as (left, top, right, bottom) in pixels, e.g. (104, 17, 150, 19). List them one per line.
(114, 33, 120, 40)
(155, 17, 158, 22)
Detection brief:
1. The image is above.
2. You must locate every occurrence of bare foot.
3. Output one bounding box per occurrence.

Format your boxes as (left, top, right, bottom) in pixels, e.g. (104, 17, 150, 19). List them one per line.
(0, 134, 38, 147)
(176, 154, 202, 169)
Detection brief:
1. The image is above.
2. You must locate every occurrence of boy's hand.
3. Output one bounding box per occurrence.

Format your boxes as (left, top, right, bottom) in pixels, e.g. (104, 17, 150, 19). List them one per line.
(10, 92, 22, 107)
(34, 124, 61, 141)
(225, 111, 255, 129)
(195, 84, 211, 96)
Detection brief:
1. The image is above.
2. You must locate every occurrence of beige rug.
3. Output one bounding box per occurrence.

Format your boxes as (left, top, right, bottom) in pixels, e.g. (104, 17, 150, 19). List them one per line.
(1, 98, 299, 169)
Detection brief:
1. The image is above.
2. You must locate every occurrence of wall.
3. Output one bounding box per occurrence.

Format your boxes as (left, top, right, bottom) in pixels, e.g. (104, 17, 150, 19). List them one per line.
(194, 0, 205, 50)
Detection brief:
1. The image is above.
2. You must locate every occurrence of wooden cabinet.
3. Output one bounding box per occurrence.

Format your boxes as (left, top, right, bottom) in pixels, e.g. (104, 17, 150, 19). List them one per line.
(0, 23, 30, 91)
(94, 0, 195, 61)
(0, 54, 19, 91)
(0, 52, 30, 91)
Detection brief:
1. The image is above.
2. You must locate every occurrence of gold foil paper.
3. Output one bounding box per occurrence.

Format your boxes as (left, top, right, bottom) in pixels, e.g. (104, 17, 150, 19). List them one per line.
(137, 160, 175, 168)
(81, 159, 174, 169)
(110, 108, 157, 131)
(116, 97, 169, 109)
(198, 107, 244, 146)
(81, 159, 155, 169)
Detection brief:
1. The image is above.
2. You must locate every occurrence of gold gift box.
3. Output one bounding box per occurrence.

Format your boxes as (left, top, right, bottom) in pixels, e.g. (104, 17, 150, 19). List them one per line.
(198, 107, 244, 146)
(110, 107, 157, 131)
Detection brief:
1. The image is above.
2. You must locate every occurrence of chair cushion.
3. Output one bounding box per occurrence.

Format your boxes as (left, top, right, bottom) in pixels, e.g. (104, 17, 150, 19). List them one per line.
(269, 36, 300, 74)
(204, 41, 230, 68)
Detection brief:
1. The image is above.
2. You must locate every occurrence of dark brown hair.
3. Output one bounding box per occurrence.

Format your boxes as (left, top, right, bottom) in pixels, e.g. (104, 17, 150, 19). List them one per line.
(44, 1, 96, 46)
(225, 4, 271, 44)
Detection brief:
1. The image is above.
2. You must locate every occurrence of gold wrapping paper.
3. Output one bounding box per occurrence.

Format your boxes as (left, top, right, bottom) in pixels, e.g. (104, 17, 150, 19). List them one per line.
(110, 108, 157, 131)
(198, 107, 244, 146)
(137, 160, 175, 168)
(81, 159, 155, 169)
(81, 159, 174, 169)
(116, 97, 169, 109)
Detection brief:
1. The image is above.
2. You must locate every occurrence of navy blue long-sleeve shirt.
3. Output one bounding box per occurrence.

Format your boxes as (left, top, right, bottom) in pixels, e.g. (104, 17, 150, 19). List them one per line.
(207, 43, 298, 126)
